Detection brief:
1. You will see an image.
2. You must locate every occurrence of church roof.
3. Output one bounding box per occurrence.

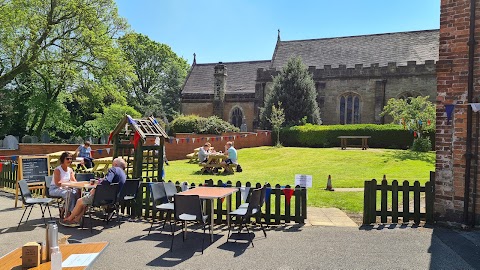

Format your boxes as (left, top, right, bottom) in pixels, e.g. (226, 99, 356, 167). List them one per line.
(182, 60, 271, 94)
(271, 29, 439, 68)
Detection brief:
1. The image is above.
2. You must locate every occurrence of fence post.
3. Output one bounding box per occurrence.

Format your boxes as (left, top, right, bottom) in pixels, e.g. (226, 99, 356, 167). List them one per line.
(392, 180, 399, 223)
(274, 184, 281, 224)
(370, 179, 377, 224)
(285, 185, 291, 223)
(402, 180, 410, 222)
(301, 187, 307, 221)
(381, 179, 388, 223)
(413, 181, 421, 224)
(265, 184, 272, 225)
(363, 180, 371, 225)
(294, 185, 301, 223)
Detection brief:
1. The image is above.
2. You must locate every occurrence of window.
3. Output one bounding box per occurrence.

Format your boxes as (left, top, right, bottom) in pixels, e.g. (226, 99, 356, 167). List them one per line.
(398, 92, 420, 101)
(340, 93, 360, 124)
(231, 107, 243, 128)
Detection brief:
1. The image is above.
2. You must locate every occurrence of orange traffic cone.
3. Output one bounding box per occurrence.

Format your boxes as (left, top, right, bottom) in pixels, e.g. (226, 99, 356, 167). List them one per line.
(325, 175, 334, 191)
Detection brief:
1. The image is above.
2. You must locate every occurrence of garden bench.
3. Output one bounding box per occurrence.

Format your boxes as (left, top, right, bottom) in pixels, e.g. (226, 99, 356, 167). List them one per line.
(338, 136, 371, 150)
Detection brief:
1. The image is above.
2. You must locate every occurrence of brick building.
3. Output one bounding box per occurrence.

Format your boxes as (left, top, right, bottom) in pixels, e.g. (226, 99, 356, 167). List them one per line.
(181, 30, 438, 130)
(436, 0, 480, 226)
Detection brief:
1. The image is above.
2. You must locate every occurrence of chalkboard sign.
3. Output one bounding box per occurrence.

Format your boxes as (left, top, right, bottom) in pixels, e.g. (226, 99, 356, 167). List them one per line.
(18, 155, 50, 183)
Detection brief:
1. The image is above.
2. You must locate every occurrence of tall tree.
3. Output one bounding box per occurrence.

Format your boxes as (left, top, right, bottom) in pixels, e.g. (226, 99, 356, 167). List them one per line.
(0, 0, 128, 88)
(260, 57, 321, 127)
(118, 33, 189, 120)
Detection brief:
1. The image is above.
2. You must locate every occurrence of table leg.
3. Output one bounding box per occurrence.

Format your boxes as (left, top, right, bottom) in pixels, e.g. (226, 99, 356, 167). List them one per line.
(210, 199, 214, 243)
(227, 195, 231, 228)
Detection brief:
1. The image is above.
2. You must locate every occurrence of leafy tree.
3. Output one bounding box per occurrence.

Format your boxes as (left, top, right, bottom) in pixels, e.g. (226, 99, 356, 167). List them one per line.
(118, 33, 189, 120)
(0, 0, 128, 88)
(79, 104, 142, 137)
(268, 102, 285, 146)
(380, 96, 436, 137)
(260, 57, 321, 128)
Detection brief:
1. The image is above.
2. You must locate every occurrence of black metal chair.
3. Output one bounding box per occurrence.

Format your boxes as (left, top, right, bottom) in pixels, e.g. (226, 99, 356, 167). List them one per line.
(44, 176, 64, 209)
(227, 188, 266, 247)
(75, 173, 95, 182)
(117, 178, 141, 220)
(82, 183, 119, 233)
(17, 180, 53, 231)
(148, 182, 174, 235)
(170, 194, 208, 254)
(239, 185, 267, 238)
(163, 181, 178, 201)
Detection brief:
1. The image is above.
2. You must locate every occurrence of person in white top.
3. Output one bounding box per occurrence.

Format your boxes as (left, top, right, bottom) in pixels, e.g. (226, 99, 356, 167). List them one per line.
(49, 152, 78, 217)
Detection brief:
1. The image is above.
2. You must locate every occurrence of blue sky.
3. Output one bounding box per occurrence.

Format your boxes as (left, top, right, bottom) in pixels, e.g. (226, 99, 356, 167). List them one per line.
(115, 0, 440, 65)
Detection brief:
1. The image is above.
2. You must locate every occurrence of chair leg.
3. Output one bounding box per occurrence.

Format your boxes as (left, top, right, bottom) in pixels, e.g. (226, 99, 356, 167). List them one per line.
(170, 220, 175, 252)
(227, 215, 233, 242)
(89, 210, 93, 233)
(46, 205, 52, 220)
(16, 206, 30, 231)
(148, 209, 157, 235)
(25, 205, 34, 225)
(39, 205, 47, 224)
(202, 223, 206, 254)
(116, 204, 120, 229)
(245, 223, 254, 248)
(183, 221, 186, 242)
(260, 221, 267, 238)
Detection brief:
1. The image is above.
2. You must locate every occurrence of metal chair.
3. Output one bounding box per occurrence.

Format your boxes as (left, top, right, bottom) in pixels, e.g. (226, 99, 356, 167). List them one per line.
(238, 185, 267, 238)
(148, 182, 174, 235)
(118, 178, 141, 219)
(44, 176, 64, 209)
(82, 183, 119, 233)
(17, 180, 53, 231)
(75, 173, 95, 182)
(170, 194, 208, 254)
(163, 181, 178, 201)
(227, 188, 266, 247)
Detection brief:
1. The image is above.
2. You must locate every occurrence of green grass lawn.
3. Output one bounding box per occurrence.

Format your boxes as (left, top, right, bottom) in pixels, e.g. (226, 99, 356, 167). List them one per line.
(164, 147, 434, 213)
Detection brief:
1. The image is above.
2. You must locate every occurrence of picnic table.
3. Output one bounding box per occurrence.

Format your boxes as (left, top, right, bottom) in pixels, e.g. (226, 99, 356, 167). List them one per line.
(338, 136, 371, 150)
(199, 153, 227, 174)
(83, 157, 112, 174)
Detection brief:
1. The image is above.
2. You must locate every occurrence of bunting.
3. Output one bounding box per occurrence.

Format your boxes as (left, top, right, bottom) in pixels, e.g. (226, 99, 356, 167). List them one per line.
(413, 131, 417, 138)
(97, 149, 103, 154)
(127, 115, 136, 125)
(192, 138, 196, 143)
(0, 163, 3, 172)
(427, 120, 431, 126)
(265, 187, 272, 202)
(11, 156, 17, 161)
(106, 148, 111, 154)
(175, 138, 180, 144)
(107, 132, 113, 145)
(282, 188, 294, 205)
(445, 104, 455, 124)
(240, 187, 251, 202)
(133, 131, 141, 149)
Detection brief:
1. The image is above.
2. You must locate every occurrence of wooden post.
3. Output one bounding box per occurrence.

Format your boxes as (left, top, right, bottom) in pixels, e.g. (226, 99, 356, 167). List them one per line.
(370, 179, 377, 224)
(425, 181, 434, 224)
(265, 183, 272, 225)
(392, 180, 399, 223)
(413, 181, 421, 224)
(274, 184, 281, 224)
(363, 180, 370, 225)
(402, 180, 410, 223)
(381, 179, 388, 223)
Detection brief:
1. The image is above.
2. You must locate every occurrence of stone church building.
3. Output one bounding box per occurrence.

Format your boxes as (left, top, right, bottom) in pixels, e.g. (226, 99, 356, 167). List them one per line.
(181, 30, 439, 130)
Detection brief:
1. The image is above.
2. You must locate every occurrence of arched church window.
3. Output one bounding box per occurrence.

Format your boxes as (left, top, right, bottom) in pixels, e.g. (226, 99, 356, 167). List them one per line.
(398, 91, 420, 102)
(231, 107, 243, 128)
(340, 93, 360, 124)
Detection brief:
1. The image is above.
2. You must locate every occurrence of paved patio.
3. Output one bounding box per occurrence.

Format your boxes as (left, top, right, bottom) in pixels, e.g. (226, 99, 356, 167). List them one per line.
(1, 190, 480, 269)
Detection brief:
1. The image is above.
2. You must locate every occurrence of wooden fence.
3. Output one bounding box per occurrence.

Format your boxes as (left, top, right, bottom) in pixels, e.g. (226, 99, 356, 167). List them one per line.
(1, 163, 307, 224)
(363, 175, 434, 225)
(127, 178, 307, 225)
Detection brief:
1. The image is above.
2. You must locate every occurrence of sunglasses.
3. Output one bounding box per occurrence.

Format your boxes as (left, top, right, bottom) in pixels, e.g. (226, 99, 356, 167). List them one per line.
(65, 157, 72, 161)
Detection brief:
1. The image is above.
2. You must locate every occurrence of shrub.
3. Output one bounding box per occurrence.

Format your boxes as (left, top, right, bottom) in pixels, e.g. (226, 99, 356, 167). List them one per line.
(412, 137, 432, 152)
(280, 124, 435, 150)
(170, 115, 239, 135)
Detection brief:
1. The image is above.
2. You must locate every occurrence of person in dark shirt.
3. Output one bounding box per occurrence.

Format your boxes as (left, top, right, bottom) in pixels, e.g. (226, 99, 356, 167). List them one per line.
(62, 157, 126, 226)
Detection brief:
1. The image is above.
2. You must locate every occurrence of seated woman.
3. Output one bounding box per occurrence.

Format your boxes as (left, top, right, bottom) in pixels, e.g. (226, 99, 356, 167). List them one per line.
(198, 142, 212, 163)
(49, 152, 78, 218)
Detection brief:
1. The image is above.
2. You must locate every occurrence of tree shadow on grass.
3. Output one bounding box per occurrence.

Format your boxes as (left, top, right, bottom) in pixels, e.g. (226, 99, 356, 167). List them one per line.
(380, 150, 435, 163)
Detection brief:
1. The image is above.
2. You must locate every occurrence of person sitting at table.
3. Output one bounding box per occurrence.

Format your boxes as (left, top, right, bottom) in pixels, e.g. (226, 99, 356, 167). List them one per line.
(49, 152, 78, 219)
(221, 141, 237, 174)
(198, 142, 212, 163)
(75, 141, 94, 169)
(62, 157, 127, 226)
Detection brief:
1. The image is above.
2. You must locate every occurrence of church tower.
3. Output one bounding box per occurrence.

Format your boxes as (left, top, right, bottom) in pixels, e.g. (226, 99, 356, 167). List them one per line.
(213, 62, 227, 118)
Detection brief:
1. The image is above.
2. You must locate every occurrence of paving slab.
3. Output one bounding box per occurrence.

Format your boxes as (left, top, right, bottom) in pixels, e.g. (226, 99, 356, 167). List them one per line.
(306, 207, 358, 227)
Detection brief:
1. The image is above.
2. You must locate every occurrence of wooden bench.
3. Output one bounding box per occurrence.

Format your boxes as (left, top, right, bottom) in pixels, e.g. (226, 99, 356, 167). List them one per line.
(338, 136, 371, 150)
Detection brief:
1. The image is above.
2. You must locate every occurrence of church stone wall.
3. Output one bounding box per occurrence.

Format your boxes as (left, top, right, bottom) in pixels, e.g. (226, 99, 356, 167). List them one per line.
(223, 101, 255, 131)
(255, 61, 436, 126)
(181, 102, 214, 117)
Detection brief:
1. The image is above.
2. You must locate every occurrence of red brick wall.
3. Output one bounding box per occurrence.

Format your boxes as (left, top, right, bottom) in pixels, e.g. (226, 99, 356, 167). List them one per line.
(436, 0, 480, 224)
(0, 132, 272, 162)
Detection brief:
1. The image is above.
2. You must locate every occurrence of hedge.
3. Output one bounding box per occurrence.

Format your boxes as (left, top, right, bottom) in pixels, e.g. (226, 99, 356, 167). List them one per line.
(170, 115, 239, 135)
(279, 124, 435, 150)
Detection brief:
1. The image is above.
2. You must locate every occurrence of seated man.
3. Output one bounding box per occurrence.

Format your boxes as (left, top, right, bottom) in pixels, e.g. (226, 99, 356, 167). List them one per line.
(61, 157, 127, 226)
(221, 141, 237, 174)
(198, 142, 211, 163)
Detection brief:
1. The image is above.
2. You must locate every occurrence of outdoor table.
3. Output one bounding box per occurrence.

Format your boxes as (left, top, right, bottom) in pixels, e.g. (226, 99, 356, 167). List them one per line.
(87, 157, 113, 174)
(178, 186, 237, 242)
(0, 241, 109, 270)
(199, 153, 226, 174)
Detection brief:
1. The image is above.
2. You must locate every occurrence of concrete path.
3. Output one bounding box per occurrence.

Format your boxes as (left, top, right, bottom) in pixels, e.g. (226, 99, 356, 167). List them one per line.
(306, 207, 358, 227)
(1, 190, 480, 269)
